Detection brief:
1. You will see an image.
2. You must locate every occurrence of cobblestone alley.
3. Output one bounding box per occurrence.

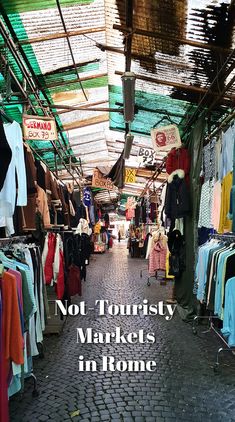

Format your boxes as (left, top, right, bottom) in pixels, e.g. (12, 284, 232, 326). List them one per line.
(10, 243, 235, 422)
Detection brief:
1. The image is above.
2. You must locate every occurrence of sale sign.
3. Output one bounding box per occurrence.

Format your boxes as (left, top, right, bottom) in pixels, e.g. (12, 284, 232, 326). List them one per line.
(151, 124, 181, 152)
(23, 114, 58, 141)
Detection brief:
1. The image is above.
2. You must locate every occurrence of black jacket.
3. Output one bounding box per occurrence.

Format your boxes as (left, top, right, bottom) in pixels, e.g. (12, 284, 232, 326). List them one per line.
(165, 170, 190, 219)
(167, 229, 186, 278)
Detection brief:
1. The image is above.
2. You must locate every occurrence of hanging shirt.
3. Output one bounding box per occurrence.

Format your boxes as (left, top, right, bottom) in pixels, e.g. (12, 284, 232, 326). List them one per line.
(218, 172, 233, 233)
(0, 121, 27, 217)
(221, 277, 235, 346)
(201, 139, 216, 182)
(0, 118, 12, 193)
(219, 124, 235, 180)
(198, 179, 215, 229)
(211, 181, 221, 231)
(214, 248, 235, 319)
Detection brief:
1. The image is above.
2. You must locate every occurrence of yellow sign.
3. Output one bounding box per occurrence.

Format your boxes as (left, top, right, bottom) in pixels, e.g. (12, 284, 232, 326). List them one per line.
(23, 114, 58, 141)
(125, 168, 137, 184)
(92, 169, 114, 190)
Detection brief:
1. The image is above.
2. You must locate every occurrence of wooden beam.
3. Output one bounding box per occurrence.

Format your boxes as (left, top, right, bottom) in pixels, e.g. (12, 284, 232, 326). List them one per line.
(61, 114, 109, 131)
(54, 100, 108, 115)
(44, 59, 100, 76)
(46, 73, 107, 89)
(17, 27, 105, 45)
(44, 100, 122, 113)
(113, 24, 232, 55)
(115, 71, 235, 101)
(102, 44, 191, 70)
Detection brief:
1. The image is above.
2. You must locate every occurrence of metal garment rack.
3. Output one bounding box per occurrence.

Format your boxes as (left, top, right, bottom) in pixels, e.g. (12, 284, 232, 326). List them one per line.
(193, 233, 235, 373)
(0, 235, 39, 396)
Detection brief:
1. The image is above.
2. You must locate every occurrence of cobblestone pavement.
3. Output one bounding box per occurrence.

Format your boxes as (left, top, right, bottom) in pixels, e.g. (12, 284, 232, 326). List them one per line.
(10, 242, 235, 421)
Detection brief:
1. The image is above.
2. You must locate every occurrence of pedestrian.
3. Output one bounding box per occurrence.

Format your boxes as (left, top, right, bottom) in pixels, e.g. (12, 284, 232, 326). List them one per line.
(118, 230, 121, 242)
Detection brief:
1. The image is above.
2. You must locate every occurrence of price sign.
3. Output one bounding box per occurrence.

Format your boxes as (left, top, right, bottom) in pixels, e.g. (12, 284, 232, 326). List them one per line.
(23, 114, 58, 141)
(138, 147, 157, 166)
(92, 169, 114, 190)
(125, 168, 136, 184)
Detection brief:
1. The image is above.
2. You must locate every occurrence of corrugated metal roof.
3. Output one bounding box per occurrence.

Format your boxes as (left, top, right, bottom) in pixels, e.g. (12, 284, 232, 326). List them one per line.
(0, 0, 234, 201)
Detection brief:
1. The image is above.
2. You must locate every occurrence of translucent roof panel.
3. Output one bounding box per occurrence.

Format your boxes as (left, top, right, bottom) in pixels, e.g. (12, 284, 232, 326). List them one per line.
(0, 0, 234, 198)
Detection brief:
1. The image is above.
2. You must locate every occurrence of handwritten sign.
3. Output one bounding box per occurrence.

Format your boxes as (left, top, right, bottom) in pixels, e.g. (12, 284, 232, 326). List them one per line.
(23, 114, 58, 141)
(151, 124, 181, 152)
(138, 147, 157, 166)
(125, 168, 136, 184)
(92, 169, 114, 190)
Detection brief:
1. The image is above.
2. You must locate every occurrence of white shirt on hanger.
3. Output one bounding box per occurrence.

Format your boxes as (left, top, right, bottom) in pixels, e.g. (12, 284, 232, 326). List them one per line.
(0, 121, 27, 217)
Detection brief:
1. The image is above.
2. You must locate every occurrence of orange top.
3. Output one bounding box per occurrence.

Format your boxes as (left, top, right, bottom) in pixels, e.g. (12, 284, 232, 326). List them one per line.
(2, 271, 24, 365)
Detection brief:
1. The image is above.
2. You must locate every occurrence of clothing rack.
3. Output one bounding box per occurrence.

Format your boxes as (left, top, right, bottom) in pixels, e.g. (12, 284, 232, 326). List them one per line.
(0, 236, 40, 398)
(0, 235, 28, 245)
(209, 233, 235, 243)
(193, 233, 235, 373)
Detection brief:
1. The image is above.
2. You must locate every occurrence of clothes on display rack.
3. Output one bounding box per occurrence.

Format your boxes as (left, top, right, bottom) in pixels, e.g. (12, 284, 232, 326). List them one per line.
(200, 138, 217, 182)
(0, 238, 47, 421)
(166, 146, 191, 184)
(198, 178, 215, 229)
(167, 229, 185, 278)
(165, 170, 190, 220)
(197, 123, 235, 237)
(221, 277, 235, 346)
(42, 232, 65, 300)
(0, 121, 27, 236)
(0, 117, 12, 192)
(195, 238, 235, 321)
(218, 171, 233, 233)
(0, 119, 99, 237)
(219, 122, 235, 181)
(146, 230, 168, 274)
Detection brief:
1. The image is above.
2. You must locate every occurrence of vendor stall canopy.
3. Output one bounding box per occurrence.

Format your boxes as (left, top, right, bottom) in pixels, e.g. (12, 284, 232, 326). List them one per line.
(0, 0, 234, 201)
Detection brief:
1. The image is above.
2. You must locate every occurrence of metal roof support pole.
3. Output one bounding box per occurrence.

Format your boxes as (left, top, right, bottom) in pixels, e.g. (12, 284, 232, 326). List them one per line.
(55, 0, 88, 101)
(0, 11, 82, 181)
(0, 9, 74, 150)
(124, 0, 134, 137)
(0, 53, 36, 111)
(125, 0, 134, 73)
(54, 149, 58, 177)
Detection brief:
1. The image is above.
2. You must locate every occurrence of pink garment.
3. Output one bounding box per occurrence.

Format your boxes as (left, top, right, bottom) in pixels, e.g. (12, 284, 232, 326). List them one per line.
(126, 209, 135, 221)
(149, 241, 167, 273)
(211, 181, 221, 231)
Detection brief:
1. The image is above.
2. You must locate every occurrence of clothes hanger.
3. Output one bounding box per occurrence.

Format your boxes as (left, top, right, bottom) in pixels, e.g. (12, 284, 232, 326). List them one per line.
(0, 109, 13, 123)
(152, 111, 176, 129)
